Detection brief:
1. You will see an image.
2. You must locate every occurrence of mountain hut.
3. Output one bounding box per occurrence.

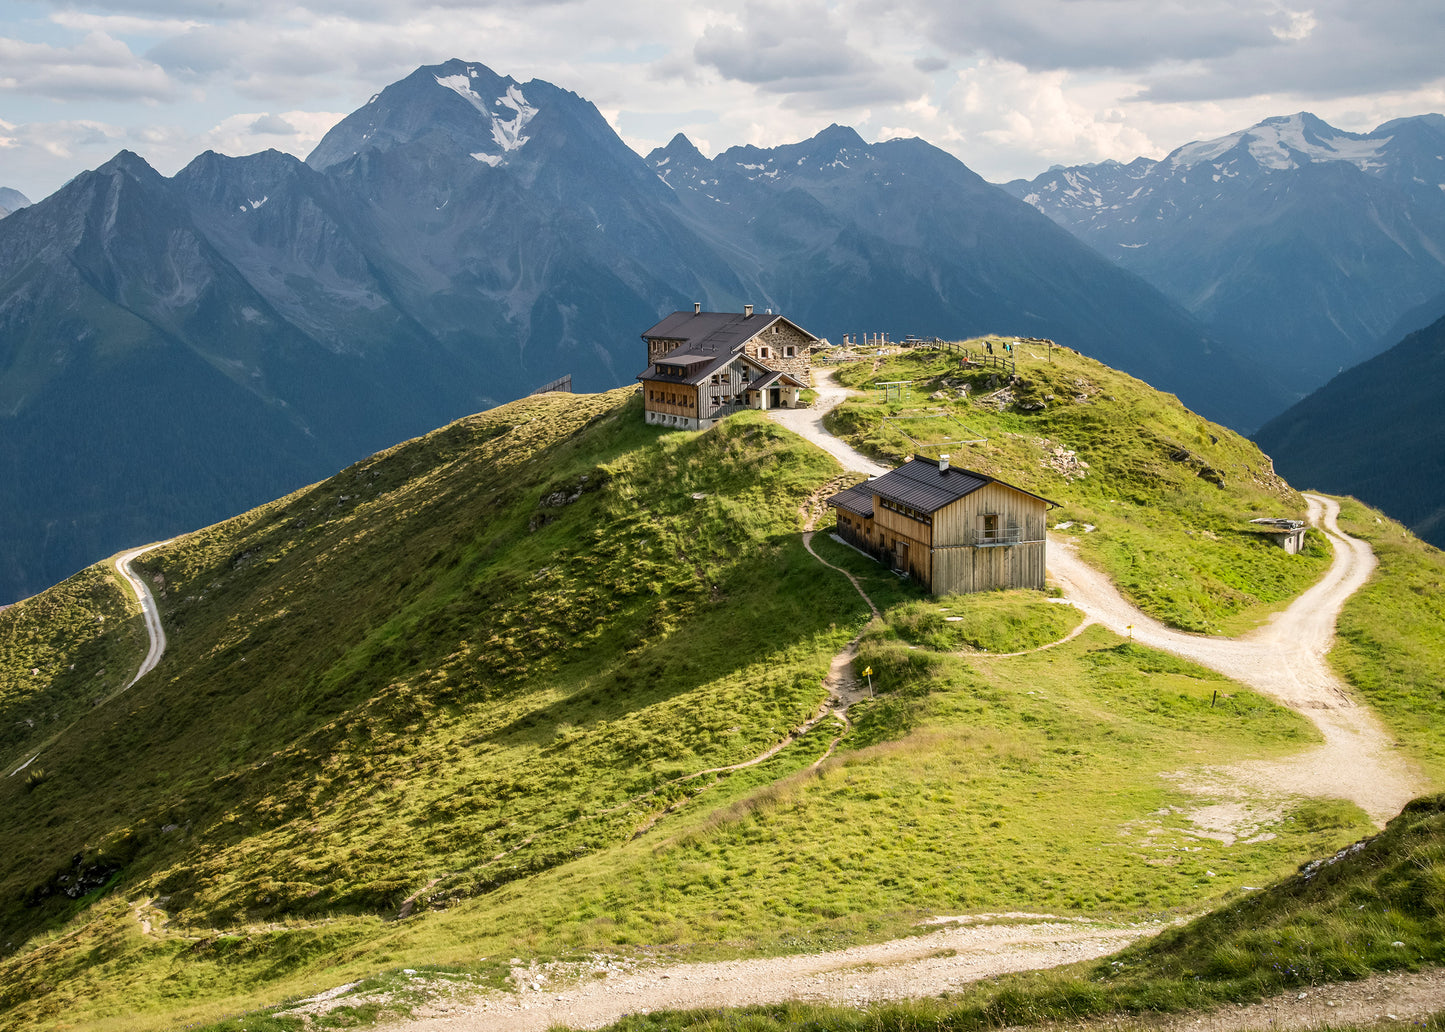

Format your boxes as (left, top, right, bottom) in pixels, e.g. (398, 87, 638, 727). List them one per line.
(828, 455, 1058, 594)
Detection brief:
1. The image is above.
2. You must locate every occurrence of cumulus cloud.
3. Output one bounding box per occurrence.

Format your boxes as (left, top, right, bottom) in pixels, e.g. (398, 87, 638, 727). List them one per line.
(0, 31, 175, 101)
(0, 0, 1440, 196)
(200, 109, 345, 157)
(694, 0, 928, 107)
(248, 113, 298, 135)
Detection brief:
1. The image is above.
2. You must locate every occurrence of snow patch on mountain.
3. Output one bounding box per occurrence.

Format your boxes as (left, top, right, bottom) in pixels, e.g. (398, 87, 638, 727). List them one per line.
(436, 72, 537, 163)
(1172, 113, 1390, 172)
(490, 85, 536, 152)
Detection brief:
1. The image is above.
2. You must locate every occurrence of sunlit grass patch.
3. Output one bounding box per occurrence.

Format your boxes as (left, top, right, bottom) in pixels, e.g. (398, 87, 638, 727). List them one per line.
(824, 344, 1331, 632)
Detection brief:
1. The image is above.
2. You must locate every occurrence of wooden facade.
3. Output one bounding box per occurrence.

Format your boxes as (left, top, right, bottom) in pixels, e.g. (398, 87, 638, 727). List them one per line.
(643, 383, 700, 419)
(828, 457, 1055, 594)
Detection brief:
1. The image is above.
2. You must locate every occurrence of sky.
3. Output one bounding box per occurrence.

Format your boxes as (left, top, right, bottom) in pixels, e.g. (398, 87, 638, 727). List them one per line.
(1, 0, 1443, 204)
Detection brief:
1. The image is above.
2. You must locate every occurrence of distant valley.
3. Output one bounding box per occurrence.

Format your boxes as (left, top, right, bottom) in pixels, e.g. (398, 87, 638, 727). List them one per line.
(1256, 312, 1445, 548)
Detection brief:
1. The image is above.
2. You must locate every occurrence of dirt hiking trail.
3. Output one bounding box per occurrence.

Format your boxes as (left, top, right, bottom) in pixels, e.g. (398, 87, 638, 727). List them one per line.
(352, 375, 1439, 1030)
(1048, 494, 1423, 826)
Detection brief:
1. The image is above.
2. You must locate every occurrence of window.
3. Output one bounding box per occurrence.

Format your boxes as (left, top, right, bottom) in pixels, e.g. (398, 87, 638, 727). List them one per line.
(758, 346, 771, 360)
(981, 514, 1000, 541)
(784, 346, 796, 358)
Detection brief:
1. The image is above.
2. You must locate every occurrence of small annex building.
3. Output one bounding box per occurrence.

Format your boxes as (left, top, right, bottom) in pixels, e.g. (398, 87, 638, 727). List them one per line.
(828, 455, 1058, 594)
(638, 304, 817, 430)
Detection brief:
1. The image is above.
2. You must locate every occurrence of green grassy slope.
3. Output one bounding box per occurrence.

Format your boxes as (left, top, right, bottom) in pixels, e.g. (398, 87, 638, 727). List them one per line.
(1331, 499, 1445, 776)
(579, 791, 1445, 1032)
(0, 366, 1410, 1031)
(0, 563, 149, 777)
(825, 343, 1330, 632)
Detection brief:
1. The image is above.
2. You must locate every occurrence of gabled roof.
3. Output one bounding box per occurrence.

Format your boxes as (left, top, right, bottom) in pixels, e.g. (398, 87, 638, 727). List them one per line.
(828, 482, 875, 519)
(641, 310, 818, 355)
(746, 370, 808, 390)
(636, 348, 774, 387)
(860, 456, 1059, 514)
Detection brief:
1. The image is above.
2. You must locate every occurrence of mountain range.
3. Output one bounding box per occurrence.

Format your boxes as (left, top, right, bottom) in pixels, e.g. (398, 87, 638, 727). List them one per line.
(1003, 112, 1445, 399)
(0, 188, 29, 219)
(0, 59, 1277, 605)
(1255, 311, 1445, 547)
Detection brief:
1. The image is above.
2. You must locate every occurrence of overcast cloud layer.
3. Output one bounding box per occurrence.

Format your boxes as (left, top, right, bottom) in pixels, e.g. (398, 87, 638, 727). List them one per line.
(0, 0, 1442, 201)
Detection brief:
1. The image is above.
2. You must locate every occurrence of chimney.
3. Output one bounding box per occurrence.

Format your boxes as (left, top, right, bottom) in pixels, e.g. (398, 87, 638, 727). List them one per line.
(694, 302, 701, 315)
(744, 304, 754, 318)
(939, 454, 950, 473)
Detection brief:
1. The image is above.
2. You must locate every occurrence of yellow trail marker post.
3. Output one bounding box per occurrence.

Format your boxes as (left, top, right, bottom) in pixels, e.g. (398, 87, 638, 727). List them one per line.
(862, 665, 873, 697)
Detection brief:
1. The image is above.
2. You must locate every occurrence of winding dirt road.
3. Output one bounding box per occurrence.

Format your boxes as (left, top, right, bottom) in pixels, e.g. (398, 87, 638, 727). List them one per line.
(350, 381, 1431, 1030)
(115, 541, 169, 689)
(6, 541, 170, 778)
(1047, 496, 1423, 826)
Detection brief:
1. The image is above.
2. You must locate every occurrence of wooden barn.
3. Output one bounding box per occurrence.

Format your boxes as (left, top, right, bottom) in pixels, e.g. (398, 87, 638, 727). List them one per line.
(828, 455, 1058, 594)
(638, 305, 817, 431)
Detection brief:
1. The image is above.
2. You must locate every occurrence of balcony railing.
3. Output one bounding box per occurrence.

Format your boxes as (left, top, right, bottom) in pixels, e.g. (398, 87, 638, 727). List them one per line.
(934, 527, 1042, 548)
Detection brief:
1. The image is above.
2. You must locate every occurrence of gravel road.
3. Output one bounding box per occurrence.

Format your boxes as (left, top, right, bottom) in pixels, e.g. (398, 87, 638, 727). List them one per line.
(350, 379, 1432, 1031)
(1047, 495, 1423, 826)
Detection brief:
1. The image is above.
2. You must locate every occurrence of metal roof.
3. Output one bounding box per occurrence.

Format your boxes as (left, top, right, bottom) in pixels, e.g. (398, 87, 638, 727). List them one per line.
(637, 350, 772, 387)
(747, 370, 807, 390)
(827, 483, 875, 519)
(641, 310, 818, 355)
(872, 459, 989, 513)
(858, 456, 1060, 515)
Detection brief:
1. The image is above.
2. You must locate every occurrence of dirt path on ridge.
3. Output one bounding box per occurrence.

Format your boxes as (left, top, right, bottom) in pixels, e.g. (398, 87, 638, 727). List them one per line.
(114, 541, 171, 690)
(766, 367, 890, 477)
(1047, 496, 1424, 826)
(350, 386, 1437, 1032)
(7, 540, 171, 778)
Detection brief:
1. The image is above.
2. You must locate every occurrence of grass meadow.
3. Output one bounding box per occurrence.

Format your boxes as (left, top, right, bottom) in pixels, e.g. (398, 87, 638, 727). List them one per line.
(0, 355, 1435, 1031)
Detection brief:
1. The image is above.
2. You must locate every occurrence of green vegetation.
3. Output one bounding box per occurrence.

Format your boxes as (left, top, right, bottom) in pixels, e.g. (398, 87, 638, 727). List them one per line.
(1331, 498, 1445, 779)
(0, 562, 148, 771)
(577, 792, 1445, 1032)
(877, 591, 1081, 654)
(0, 354, 1409, 1031)
(826, 343, 1331, 632)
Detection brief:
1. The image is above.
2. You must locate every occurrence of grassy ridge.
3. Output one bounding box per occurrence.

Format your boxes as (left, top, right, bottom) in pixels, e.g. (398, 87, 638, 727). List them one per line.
(1331, 499, 1445, 778)
(825, 344, 1331, 632)
(0, 364, 1403, 1031)
(579, 791, 1445, 1032)
(0, 563, 149, 775)
(0, 391, 878, 1027)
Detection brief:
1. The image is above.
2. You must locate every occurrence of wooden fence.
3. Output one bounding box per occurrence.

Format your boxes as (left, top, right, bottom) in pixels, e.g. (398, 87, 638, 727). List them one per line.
(908, 339, 1016, 377)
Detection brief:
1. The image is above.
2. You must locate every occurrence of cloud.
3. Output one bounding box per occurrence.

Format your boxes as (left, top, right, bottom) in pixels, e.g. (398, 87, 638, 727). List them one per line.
(694, 0, 928, 107)
(200, 109, 345, 157)
(0, 31, 176, 101)
(248, 113, 298, 135)
(1135, 3, 1445, 102)
(898, 1, 1279, 73)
